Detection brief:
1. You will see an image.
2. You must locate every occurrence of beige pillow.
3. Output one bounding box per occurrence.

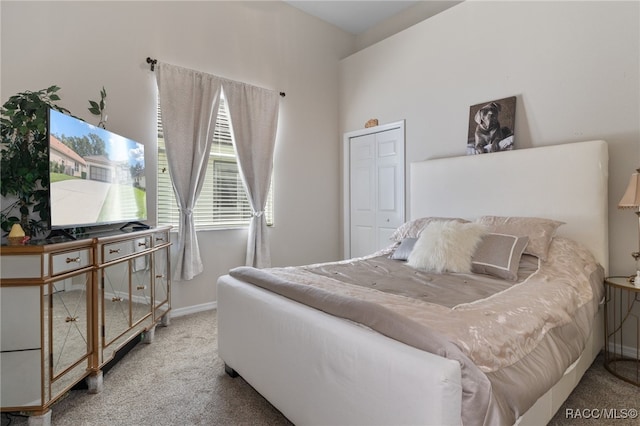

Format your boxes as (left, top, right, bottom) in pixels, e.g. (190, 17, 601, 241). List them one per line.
(471, 233, 529, 281)
(475, 216, 564, 261)
(390, 217, 469, 242)
(407, 221, 486, 273)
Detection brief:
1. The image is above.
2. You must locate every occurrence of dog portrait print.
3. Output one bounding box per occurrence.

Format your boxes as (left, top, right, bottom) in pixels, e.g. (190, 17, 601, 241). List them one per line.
(466, 96, 516, 155)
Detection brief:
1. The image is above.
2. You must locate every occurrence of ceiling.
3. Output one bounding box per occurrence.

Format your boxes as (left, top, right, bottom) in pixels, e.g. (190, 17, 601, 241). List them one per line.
(284, 1, 458, 35)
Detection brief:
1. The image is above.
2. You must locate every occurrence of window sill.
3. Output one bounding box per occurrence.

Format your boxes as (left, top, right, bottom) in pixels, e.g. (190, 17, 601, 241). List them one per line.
(164, 224, 274, 233)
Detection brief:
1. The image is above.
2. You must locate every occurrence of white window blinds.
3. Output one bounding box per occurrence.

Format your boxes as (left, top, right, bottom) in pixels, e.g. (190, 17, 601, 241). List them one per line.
(157, 95, 274, 229)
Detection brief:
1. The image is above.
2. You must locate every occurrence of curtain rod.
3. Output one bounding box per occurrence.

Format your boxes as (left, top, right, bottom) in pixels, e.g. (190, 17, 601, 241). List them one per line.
(146, 57, 286, 97)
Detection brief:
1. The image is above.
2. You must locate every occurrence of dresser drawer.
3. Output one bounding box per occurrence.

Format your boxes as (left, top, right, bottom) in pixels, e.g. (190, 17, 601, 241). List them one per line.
(0, 254, 44, 279)
(51, 249, 92, 276)
(103, 236, 151, 263)
(153, 230, 170, 247)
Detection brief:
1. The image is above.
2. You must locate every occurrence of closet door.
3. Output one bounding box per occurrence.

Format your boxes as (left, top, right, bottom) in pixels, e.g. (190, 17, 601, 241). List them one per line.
(349, 134, 376, 258)
(344, 121, 405, 259)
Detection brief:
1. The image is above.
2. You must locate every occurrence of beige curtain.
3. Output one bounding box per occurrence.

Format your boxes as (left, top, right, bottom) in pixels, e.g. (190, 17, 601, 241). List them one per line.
(156, 63, 222, 280)
(222, 80, 279, 268)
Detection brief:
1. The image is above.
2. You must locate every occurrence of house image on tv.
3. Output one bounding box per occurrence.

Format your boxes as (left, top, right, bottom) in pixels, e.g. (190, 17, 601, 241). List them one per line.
(83, 155, 119, 184)
(49, 135, 87, 178)
(83, 155, 144, 188)
(50, 136, 144, 189)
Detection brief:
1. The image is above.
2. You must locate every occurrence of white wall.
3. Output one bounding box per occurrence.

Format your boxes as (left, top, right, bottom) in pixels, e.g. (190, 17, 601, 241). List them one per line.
(1, 1, 354, 313)
(339, 0, 640, 276)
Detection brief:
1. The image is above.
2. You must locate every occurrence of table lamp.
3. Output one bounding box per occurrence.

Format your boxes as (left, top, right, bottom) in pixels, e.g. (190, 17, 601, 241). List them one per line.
(618, 168, 640, 283)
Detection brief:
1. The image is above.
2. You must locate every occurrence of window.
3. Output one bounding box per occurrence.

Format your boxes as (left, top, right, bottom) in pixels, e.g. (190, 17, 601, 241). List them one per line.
(157, 94, 274, 229)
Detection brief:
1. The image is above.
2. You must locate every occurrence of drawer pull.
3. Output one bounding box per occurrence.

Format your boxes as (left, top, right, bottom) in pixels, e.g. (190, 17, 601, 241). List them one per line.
(112, 296, 122, 302)
(136, 285, 147, 290)
(66, 256, 81, 264)
(109, 248, 121, 254)
(65, 316, 78, 323)
(155, 237, 165, 242)
(138, 242, 148, 248)
(155, 274, 165, 279)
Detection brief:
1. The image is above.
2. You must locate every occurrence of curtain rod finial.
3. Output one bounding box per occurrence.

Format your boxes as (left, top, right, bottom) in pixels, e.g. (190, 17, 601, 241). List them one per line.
(146, 57, 158, 71)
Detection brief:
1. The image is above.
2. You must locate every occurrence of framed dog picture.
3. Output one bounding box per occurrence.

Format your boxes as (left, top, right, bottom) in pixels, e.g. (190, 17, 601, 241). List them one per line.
(467, 96, 516, 155)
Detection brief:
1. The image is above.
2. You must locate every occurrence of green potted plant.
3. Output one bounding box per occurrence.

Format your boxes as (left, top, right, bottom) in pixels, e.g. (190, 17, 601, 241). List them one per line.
(1, 86, 108, 237)
(0, 86, 70, 236)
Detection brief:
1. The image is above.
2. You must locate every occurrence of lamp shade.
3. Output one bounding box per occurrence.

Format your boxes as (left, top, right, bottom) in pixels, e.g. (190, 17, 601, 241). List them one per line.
(618, 169, 640, 208)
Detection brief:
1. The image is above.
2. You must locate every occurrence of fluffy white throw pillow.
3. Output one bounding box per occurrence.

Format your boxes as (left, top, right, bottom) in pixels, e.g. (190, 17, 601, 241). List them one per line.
(407, 221, 487, 273)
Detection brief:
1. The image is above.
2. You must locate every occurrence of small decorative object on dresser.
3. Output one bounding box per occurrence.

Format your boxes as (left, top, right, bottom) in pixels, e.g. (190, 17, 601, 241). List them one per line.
(6, 223, 27, 245)
(603, 276, 640, 386)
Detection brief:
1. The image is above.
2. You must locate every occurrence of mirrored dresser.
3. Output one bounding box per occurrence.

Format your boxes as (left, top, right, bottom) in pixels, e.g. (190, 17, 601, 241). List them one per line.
(0, 226, 171, 425)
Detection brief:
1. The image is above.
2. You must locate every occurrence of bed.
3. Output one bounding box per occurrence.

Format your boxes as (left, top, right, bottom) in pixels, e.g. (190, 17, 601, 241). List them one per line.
(217, 140, 608, 425)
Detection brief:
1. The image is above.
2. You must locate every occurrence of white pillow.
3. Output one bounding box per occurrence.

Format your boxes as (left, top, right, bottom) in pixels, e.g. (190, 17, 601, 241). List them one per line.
(407, 221, 486, 273)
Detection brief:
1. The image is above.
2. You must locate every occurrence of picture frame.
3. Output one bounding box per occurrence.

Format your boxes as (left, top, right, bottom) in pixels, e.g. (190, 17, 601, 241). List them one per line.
(467, 96, 516, 155)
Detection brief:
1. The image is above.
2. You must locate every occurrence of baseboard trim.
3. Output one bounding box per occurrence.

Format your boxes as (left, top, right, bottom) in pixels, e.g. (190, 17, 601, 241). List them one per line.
(607, 341, 638, 359)
(171, 302, 217, 318)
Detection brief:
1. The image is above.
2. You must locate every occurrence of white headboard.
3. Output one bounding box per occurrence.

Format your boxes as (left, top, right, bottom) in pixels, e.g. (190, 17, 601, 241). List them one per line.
(410, 140, 609, 272)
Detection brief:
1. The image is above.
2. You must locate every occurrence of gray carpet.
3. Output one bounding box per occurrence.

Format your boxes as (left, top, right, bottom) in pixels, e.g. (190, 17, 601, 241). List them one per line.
(2, 310, 637, 425)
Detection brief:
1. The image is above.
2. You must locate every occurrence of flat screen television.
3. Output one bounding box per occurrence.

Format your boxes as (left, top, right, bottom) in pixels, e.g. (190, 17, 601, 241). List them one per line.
(48, 108, 147, 231)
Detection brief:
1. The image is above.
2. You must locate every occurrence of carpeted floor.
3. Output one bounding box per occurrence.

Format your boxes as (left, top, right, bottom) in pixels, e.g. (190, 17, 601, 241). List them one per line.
(2, 310, 637, 426)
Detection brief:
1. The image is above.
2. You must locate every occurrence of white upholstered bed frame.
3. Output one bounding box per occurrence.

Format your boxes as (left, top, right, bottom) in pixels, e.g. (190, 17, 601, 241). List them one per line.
(217, 140, 608, 425)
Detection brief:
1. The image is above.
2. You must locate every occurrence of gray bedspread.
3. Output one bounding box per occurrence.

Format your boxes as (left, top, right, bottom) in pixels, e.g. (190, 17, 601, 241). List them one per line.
(229, 237, 604, 425)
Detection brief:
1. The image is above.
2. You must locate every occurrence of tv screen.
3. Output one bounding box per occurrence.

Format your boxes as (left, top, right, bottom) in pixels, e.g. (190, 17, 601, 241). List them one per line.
(48, 108, 146, 229)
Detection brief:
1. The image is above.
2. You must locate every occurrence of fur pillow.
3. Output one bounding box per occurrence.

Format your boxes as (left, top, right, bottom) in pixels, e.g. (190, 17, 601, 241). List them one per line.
(407, 221, 486, 273)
